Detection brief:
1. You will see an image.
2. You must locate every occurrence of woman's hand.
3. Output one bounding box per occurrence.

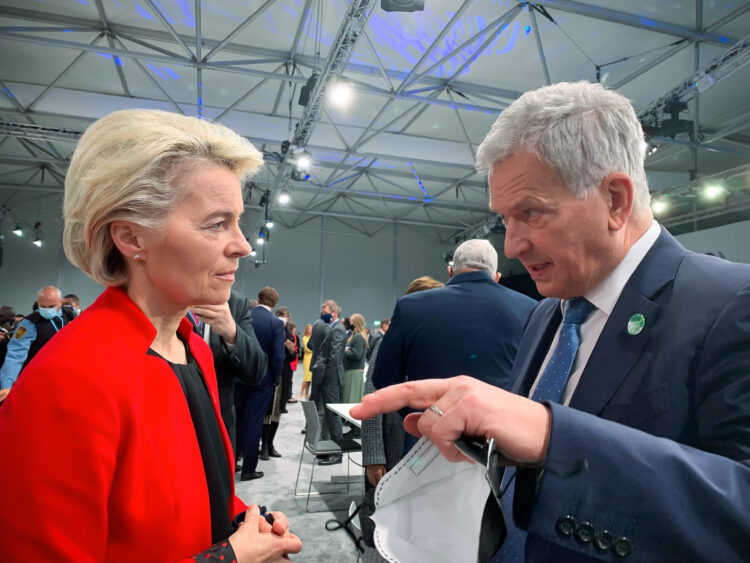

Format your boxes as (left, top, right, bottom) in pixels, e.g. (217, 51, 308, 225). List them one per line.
(365, 464, 386, 487)
(350, 376, 551, 465)
(228, 505, 302, 563)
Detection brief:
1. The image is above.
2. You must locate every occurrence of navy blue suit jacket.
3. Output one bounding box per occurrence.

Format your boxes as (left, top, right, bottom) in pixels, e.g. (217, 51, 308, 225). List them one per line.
(508, 227, 750, 561)
(372, 270, 536, 390)
(247, 306, 285, 389)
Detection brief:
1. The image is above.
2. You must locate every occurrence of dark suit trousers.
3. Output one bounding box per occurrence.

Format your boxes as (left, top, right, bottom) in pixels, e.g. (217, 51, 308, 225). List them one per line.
(235, 383, 274, 474)
(314, 374, 342, 441)
(281, 365, 293, 403)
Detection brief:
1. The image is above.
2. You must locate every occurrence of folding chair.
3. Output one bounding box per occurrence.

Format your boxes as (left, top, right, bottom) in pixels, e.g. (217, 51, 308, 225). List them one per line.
(294, 400, 362, 512)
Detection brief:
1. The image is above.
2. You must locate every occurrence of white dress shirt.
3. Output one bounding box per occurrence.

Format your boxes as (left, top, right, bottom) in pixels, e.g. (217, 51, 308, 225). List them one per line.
(528, 221, 662, 405)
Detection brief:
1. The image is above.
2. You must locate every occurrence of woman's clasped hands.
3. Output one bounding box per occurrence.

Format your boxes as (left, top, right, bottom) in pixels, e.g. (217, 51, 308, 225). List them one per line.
(229, 505, 302, 563)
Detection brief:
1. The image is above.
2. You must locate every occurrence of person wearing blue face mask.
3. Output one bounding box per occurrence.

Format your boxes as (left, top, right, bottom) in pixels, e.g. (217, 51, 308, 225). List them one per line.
(0, 285, 77, 402)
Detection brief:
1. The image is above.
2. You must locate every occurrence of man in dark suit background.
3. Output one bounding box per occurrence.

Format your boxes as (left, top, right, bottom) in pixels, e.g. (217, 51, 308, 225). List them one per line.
(352, 81, 750, 561)
(191, 289, 267, 455)
(311, 299, 346, 465)
(372, 239, 535, 392)
(306, 299, 334, 398)
(234, 286, 285, 481)
(366, 318, 389, 361)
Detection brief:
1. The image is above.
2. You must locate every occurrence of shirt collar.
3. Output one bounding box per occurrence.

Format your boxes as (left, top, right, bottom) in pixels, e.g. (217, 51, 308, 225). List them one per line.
(259, 304, 272, 312)
(564, 221, 661, 316)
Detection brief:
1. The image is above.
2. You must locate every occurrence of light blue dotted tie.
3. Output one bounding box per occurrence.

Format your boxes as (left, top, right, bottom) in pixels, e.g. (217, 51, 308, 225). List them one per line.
(493, 297, 595, 562)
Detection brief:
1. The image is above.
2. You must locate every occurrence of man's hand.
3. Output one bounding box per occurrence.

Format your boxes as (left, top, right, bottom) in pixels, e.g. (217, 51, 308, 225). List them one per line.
(350, 376, 551, 465)
(366, 464, 386, 487)
(192, 303, 237, 345)
(0, 388, 9, 402)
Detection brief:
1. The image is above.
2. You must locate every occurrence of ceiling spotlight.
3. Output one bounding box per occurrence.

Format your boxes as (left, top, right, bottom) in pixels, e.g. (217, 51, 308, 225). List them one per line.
(291, 147, 312, 171)
(327, 80, 354, 109)
(33, 237, 42, 248)
(651, 198, 669, 215)
(256, 236, 265, 245)
(702, 183, 727, 201)
(277, 189, 290, 205)
(266, 220, 274, 229)
(297, 155, 312, 170)
(256, 226, 267, 246)
(250, 250, 257, 257)
(13, 225, 23, 237)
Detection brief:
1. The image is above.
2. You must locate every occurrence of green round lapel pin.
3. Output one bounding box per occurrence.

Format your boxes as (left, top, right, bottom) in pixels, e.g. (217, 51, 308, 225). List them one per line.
(628, 314, 645, 335)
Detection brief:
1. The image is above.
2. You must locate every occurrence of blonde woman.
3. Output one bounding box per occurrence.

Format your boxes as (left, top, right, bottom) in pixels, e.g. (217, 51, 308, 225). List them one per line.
(298, 323, 313, 400)
(0, 109, 301, 563)
(341, 313, 368, 403)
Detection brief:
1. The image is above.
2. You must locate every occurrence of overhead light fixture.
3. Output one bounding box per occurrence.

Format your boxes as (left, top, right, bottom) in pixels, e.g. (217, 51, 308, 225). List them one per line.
(292, 147, 313, 171)
(297, 155, 311, 170)
(250, 250, 257, 257)
(702, 183, 727, 201)
(256, 226, 267, 245)
(265, 219, 274, 229)
(327, 80, 354, 110)
(32, 221, 42, 247)
(13, 225, 23, 237)
(381, 0, 425, 12)
(651, 197, 669, 216)
(298, 72, 319, 107)
(277, 189, 291, 205)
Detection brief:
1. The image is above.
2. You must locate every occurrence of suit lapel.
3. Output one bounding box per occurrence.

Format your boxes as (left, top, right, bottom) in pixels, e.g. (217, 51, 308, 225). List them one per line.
(569, 227, 687, 415)
(568, 285, 658, 414)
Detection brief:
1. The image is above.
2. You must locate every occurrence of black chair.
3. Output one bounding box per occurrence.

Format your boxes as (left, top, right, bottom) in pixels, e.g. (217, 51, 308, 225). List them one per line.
(294, 400, 362, 512)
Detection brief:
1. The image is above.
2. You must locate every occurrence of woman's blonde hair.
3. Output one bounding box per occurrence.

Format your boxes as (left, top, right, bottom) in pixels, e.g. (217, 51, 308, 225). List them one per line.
(347, 313, 368, 348)
(63, 109, 263, 286)
(406, 276, 444, 295)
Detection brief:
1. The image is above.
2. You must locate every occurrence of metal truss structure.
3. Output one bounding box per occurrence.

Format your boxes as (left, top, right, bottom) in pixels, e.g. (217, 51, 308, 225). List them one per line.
(1, 0, 750, 246)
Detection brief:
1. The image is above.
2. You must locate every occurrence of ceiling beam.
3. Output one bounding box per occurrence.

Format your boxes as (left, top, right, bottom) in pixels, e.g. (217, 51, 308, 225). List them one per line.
(0, 6, 524, 102)
(529, 0, 736, 47)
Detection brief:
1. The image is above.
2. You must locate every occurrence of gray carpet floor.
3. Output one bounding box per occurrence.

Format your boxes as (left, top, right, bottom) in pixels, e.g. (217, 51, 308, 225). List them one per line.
(234, 367, 377, 562)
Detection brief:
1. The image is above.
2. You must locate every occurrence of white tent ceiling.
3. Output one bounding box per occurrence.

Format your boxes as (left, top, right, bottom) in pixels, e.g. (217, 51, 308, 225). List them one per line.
(1, 0, 749, 242)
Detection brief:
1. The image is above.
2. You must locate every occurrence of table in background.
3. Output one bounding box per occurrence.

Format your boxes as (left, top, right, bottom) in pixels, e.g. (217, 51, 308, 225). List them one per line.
(326, 403, 361, 428)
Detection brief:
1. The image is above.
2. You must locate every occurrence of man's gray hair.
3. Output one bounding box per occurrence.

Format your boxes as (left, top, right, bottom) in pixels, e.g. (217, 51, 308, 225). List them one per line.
(452, 239, 498, 276)
(37, 285, 61, 299)
(475, 81, 650, 214)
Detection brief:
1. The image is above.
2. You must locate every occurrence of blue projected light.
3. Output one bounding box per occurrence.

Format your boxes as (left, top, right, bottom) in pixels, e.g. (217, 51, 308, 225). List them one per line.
(362, 10, 521, 80)
(175, 0, 195, 27)
(525, 25, 531, 34)
(163, 67, 180, 80)
(147, 63, 168, 79)
(409, 163, 431, 201)
(134, 1, 156, 21)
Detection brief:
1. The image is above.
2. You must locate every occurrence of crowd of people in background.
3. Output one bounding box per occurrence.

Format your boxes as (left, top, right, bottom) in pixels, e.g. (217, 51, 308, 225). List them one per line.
(1, 79, 748, 563)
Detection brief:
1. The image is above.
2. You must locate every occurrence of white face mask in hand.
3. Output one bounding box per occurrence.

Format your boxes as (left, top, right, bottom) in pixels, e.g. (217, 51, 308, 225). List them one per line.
(372, 436, 490, 563)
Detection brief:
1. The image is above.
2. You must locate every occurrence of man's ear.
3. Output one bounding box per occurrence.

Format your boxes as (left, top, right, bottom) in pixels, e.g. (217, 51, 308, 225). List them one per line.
(110, 221, 146, 260)
(494, 272, 501, 283)
(447, 266, 453, 278)
(600, 172, 634, 232)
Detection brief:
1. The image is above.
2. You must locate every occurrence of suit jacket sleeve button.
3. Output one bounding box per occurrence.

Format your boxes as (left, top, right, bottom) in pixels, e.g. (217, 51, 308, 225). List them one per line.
(575, 521, 595, 543)
(556, 515, 576, 536)
(613, 537, 633, 557)
(594, 530, 614, 551)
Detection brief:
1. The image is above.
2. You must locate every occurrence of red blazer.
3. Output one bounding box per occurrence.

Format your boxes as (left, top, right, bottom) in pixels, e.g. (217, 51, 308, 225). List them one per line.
(0, 287, 246, 562)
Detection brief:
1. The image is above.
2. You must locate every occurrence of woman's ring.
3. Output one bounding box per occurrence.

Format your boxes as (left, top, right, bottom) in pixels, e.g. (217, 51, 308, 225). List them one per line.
(429, 404, 444, 417)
